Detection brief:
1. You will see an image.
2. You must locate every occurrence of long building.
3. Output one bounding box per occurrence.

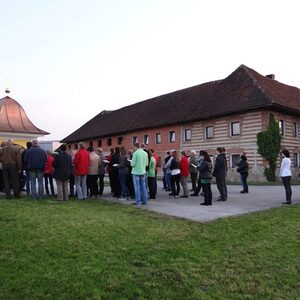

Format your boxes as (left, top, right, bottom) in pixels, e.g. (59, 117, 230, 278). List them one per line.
(61, 65, 300, 181)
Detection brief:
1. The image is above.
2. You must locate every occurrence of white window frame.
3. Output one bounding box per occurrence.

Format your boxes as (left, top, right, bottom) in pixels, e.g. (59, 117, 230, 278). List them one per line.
(279, 120, 285, 136)
(230, 122, 240, 136)
(155, 133, 161, 144)
(292, 122, 298, 138)
(132, 136, 138, 145)
(205, 126, 214, 139)
(169, 131, 176, 143)
(231, 154, 240, 168)
(144, 134, 149, 145)
(184, 129, 192, 141)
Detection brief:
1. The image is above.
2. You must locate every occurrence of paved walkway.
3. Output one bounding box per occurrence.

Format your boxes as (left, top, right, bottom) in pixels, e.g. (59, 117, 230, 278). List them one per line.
(101, 181, 300, 222)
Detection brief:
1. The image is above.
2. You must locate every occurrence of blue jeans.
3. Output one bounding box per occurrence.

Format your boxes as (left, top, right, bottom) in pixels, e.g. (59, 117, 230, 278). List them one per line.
(166, 173, 172, 190)
(132, 174, 147, 205)
(74, 175, 87, 200)
(119, 172, 129, 198)
(29, 170, 44, 199)
(240, 172, 249, 193)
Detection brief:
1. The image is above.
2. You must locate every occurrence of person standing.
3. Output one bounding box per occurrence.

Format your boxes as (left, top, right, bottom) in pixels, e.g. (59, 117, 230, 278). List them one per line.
(199, 151, 213, 206)
(117, 147, 130, 201)
(280, 149, 292, 205)
(191, 150, 205, 197)
(87, 146, 100, 198)
(73, 142, 90, 200)
(150, 149, 159, 196)
(164, 152, 173, 192)
(53, 144, 72, 201)
(131, 143, 149, 206)
(97, 147, 106, 196)
(67, 149, 76, 197)
(212, 147, 228, 201)
(180, 150, 189, 198)
(237, 154, 249, 194)
(110, 147, 121, 197)
(44, 150, 55, 196)
(21, 141, 32, 196)
(24, 139, 47, 199)
(170, 150, 181, 198)
(147, 150, 157, 199)
(189, 150, 198, 193)
(0, 139, 22, 199)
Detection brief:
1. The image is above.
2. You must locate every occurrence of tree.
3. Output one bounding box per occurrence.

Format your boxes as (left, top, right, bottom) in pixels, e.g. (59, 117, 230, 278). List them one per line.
(257, 113, 282, 181)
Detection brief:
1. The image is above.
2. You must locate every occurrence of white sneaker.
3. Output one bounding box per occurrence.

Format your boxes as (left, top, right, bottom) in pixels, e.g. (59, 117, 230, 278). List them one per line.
(118, 197, 127, 201)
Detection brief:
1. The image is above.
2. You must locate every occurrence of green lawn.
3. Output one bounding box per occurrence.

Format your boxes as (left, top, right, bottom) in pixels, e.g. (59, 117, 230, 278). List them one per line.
(0, 197, 299, 299)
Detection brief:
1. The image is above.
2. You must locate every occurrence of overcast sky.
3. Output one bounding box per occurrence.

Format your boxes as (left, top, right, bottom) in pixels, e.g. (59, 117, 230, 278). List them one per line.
(1, 0, 300, 141)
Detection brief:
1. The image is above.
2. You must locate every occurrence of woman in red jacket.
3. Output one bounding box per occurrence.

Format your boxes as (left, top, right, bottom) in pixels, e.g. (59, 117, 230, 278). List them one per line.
(44, 150, 55, 196)
(180, 150, 189, 198)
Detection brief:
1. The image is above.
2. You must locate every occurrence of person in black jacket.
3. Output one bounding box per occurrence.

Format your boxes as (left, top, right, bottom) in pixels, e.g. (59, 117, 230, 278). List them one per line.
(53, 144, 72, 201)
(212, 147, 228, 201)
(237, 154, 249, 194)
(199, 151, 213, 206)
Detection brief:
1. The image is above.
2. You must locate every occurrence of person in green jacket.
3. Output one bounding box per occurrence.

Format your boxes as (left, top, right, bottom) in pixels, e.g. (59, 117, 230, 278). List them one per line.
(131, 143, 149, 206)
(147, 150, 156, 199)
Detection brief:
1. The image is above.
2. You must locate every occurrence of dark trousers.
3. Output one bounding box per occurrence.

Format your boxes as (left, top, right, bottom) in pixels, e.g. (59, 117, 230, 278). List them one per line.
(69, 174, 75, 196)
(0, 169, 4, 192)
(190, 172, 198, 191)
(216, 176, 227, 200)
(87, 174, 99, 196)
(111, 169, 120, 197)
(44, 174, 55, 195)
(128, 173, 135, 198)
(148, 176, 156, 199)
(240, 172, 249, 193)
(171, 173, 181, 196)
(3, 164, 20, 197)
(282, 176, 292, 203)
(98, 174, 104, 195)
(194, 176, 202, 195)
(202, 183, 212, 205)
(154, 172, 158, 195)
(119, 172, 129, 198)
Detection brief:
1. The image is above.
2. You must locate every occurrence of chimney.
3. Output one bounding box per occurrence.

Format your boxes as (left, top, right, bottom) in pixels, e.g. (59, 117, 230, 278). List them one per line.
(265, 74, 275, 80)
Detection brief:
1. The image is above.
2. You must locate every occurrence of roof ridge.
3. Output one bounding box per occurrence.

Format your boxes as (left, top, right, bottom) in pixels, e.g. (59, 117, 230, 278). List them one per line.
(240, 65, 274, 105)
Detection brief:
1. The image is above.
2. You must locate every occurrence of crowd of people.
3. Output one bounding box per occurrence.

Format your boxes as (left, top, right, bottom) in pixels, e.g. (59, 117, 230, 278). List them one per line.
(0, 138, 294, 205)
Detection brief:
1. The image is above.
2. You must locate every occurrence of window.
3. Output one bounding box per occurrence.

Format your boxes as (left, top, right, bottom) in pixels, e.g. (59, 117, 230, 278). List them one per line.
(205, 126, 214, 139)
(144, 135, 149, 145)
(89, 141, 93, 147)
(279, 120, 285, 136)
(74, 144, 78, 150)
(107, 138, 112, 146)
(97, 140, 102, 147)
(132, 136, 138, 145)
(231, 122, 240, 136)
(294, 153, 299, 167)
(231, 154, 240, 168)
(293, 122, 298, 137)
(169, 131, 176, 143)
(184, 129, 191, 141)
(68, 144, 71, 150)
(155, 133, 161, 144)
(117, 137, 123, 145)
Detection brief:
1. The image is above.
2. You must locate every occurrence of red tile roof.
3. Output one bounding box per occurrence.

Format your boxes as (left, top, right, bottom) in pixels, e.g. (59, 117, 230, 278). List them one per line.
(0, 96, 49, 135)
(61, 65, 300, 143)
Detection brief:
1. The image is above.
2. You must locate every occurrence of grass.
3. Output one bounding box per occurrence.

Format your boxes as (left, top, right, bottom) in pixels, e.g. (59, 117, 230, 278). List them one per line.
(0, 197, 299, 299)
